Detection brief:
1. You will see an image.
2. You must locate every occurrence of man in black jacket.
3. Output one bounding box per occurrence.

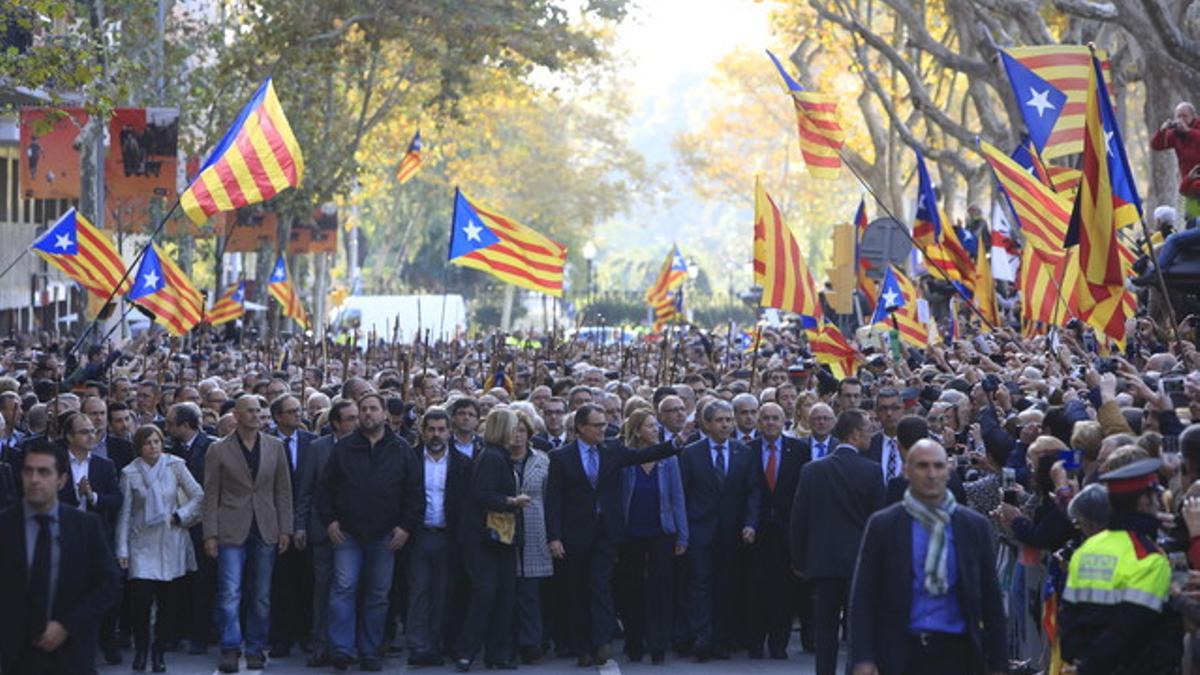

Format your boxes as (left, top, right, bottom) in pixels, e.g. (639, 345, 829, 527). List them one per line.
(318, 393, 422, 671)
(0, 443, 121, 675)
(165, 401, 217, 654)
(746, 402, 807, 659)
(545, 403, 683, 667)
(268, 394, 318, 658)
(677, 400, 761, 661)
(848, 440, 1007, 675)
(406, 408, 472, 666)
(791, 409, 886, 675)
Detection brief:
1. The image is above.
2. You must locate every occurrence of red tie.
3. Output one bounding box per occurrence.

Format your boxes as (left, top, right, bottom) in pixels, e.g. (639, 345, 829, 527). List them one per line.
(765, 444, 778, 492)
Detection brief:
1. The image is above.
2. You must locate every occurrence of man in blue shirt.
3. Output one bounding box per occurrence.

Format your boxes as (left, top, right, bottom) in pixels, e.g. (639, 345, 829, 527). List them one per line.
(848, 440, 1006, 675)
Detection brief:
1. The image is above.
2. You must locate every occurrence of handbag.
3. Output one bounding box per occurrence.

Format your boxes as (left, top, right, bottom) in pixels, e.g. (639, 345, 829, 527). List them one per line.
(485, 511, 515, 545)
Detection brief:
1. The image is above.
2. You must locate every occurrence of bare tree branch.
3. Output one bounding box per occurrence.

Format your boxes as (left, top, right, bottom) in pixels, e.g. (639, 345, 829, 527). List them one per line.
(1052, 0, 1119, 21)
(878, 0, 992, 77)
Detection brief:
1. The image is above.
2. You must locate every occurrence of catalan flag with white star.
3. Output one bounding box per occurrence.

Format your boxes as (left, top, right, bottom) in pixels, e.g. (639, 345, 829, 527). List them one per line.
(268, 255, 310, 330)
(32, 208, 129, 299)
(128, 244, 204, 336)
(766, 50, 845, 179)
(206, 280, 246, 326)
(870, 265, 928, 348)
(179, 79, 304, 224)
(395, 130, 423, 184)
(448, 189, 566, 297)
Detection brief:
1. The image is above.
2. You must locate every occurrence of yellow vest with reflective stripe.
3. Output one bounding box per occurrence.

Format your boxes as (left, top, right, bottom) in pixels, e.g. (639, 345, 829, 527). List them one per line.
(1063, 529, 1171, 611)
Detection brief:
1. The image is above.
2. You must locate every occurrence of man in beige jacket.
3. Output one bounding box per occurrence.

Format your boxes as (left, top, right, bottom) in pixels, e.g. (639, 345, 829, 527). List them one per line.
(202, 395, 293, 673)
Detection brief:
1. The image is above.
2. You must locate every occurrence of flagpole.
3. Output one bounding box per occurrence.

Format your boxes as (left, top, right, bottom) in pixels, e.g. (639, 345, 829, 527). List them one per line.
(0, 247, 29, 281)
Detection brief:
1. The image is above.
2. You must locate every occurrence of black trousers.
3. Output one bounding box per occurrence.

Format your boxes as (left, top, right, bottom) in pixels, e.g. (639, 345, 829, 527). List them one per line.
(747, 527, 795, 654)
(687, 539, 738, 652)
(810, 576, 851, 675)
(454, 540, 516, 664)
(561, 536, 617, 656)
(903, 633, 979, 675)
(179, 536, 216, 646)
(129, 578, 177, 651)
(617, 534, 674, 656)
(268, 544, 312, 650)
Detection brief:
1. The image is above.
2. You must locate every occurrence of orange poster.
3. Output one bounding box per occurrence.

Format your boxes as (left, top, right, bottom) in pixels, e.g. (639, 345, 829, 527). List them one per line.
(106, 107, 179, 198)
(225, 209, 278, 252)
(19, 108, 88, 199)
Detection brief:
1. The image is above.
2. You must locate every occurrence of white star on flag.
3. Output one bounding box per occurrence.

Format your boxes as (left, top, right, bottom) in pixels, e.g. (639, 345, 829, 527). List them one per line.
(882, 289, 901, 309)
(1025, 88, 1056, 118)
(463, 220, 483, 242)
(53, 233, 72, 250)
(1104, 130, 1114, 157)
(141, 269, 160, 290)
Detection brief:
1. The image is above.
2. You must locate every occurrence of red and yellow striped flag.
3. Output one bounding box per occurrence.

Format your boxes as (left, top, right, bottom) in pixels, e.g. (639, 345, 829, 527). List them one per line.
(268, 255, 310, 330)
(206, 280, 246, 326)
(128, 243, 204, 336)
(395, 130, 422, 184)
(753, 177, 823, 326)
(807, 320, 860, 380)
(1008, 46, 1111, 160)
(180, 79, 304, 224)
(31, 209, 129, 299)
(979, 140, 1071, 255)
(448, 190, 566, 297)
(767, 51, 844, 179)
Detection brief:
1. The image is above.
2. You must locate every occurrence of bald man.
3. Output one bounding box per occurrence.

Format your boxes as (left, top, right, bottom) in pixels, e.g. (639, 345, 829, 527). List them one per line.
(848, 441, 1006, 675)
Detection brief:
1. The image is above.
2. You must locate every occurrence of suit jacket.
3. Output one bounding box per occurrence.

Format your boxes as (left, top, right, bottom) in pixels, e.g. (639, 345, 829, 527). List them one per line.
(532, 431, 568, 451)
(0, 503, 121, 675)
(544, 438, 682, 552)
(104, 435, 135, 473)
(798, 434, 837, 462)
(0, 462, 14, 511)
(201, 432, 293, 546)
(886, 473, 967, 506)
(276, 428, 317, 507)
(171, 432, 214, 484)
(411, 444, 472, 536)
(848, 502, 1007, 674)
(458, 444, 520, 546)
(752, 435, 808, 535)
(59, 454, 122, 541)
(618, 455, 688, 546)
(294, 434, 336, 542)
(677, 438, 762, 549)
(790, 445, 885, 578)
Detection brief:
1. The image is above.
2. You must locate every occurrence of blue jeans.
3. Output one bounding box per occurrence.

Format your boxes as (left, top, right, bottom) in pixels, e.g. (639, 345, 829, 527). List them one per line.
(216, 533, 277, 656)
(329, 533, 395, 660)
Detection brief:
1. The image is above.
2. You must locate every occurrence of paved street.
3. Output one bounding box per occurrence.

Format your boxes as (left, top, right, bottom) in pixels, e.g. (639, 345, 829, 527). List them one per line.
(96, 644, 832, 674)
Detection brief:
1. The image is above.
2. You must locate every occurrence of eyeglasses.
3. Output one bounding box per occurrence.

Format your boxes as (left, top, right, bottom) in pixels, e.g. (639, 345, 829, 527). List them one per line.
(281, 408, 302, 415)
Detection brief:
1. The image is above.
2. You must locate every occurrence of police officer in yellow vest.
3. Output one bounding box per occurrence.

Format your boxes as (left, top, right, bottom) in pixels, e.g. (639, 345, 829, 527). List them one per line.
(1060, 458, 1182, 674)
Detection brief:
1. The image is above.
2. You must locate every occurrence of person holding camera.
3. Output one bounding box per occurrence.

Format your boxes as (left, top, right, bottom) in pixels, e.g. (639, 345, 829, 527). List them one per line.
(1152, 102, 1200, 205)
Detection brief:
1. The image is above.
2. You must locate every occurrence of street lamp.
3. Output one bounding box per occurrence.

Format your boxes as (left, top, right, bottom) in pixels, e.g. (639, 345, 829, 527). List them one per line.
(582, 240, 597, 303)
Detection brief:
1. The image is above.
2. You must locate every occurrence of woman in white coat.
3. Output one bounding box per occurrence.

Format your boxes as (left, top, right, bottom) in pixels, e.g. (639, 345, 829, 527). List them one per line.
(116, 425, 204, 672)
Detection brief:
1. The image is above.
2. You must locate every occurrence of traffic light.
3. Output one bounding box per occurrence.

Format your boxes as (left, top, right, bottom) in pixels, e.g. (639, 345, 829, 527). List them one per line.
(825, 223, 856, 314)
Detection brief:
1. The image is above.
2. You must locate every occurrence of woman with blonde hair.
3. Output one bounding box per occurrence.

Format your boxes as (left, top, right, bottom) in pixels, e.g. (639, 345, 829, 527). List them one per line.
(511, 411, 553, 663)
(616, 408, 688, 664)
(116, 424, 204, 672)
(453, 409, 532, 671)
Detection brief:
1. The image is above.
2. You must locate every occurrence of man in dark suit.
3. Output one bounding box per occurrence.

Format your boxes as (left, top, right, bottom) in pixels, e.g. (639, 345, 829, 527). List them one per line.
(747, 402, 807, 659)
(268, 394, 317, 658)
(864, 388, 905, 485)
(531, 397, 568, 450)
(165, 401, 217, 654)
(657, 395, 696, 446)
(731, 393, 760, 446)
(82, 397, 134, 471)
(58, 410, 123, 665)
(294, 399, 358, 668)
(848, 440, 1007, 675)
(406, 407, 472, 666)
(545, 403, 683, 666)
(448, 397, 483, 459)
(677, 400, 761, 661)
(886, 416, 967, 505)
(790, 409, 886, 675)
(0, 442, 121, 675)
(801, 403, 836, 462)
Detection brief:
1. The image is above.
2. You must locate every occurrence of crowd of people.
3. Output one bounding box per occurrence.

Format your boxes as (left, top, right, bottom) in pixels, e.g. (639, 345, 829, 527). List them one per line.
(0, 312, 1196, 675)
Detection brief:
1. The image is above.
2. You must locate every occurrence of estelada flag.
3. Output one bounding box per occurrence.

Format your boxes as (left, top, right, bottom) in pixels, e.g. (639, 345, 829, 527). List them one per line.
(128, 243, 204, 336)
(448, 190, 566, 297)
(766, 50, 845, 179)
(179, 79, 304, 224)
(395, 130, 423, 184)
(268, 256, 310, 330)
(31, 208, 129, 299)
(207, 280, 246, 326)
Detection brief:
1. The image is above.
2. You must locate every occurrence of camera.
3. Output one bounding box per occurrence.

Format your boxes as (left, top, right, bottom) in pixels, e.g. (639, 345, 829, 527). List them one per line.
(1097, 357, 1119, 375)
(1163, 375, 1188, 407)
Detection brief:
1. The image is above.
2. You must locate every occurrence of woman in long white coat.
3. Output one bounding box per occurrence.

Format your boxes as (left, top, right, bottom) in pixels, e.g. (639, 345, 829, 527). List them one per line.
(116, 424, 204, 672)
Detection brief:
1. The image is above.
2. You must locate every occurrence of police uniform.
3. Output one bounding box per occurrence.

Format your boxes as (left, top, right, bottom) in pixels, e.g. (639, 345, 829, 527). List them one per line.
(1059, 458, 1181, 674)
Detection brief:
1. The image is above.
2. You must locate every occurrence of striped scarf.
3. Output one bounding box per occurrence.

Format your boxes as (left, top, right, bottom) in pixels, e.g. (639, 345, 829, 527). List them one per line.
(902, 488, 957, 596)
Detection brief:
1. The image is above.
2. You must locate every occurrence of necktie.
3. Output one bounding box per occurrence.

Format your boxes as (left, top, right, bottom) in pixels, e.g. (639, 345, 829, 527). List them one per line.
(714, 445, 726, 480)
(586, 447, 599, 488)
(743, 433, 753, 445)
(551, 436, 561, 448)
(287, 436, 296, 473)
(886, 439, 899, 480)
(29, 513, 52, 637)
(813, 441, 825, 460)
(765, 444, 778, 492)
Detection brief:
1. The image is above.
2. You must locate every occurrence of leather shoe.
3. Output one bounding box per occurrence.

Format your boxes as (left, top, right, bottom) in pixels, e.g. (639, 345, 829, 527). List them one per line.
(576, 654, 593, 667)
(218, 650, 241, 673)
(132, 649, 148, 671)
(151, 647, 166, 673)
(245, 652, 265, 670)
(454, 658, 471, 672)
(306, 652, 330, 667)
(518, 646, 543, 664)
(593, 643, 612, 664)
(332, 653, 351, 671)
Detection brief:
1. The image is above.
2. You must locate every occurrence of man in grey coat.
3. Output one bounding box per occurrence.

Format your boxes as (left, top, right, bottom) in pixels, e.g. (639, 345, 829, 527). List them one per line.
(294, 400, 358, 668)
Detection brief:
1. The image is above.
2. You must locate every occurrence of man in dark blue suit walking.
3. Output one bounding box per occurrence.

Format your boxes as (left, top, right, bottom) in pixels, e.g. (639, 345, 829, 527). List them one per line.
(790, 409, 885, 675)
(848, 440, 1007, 675)
(545, 403, 683, 667)
(268, 394, 318, 658)
(678, 400, 761, 661)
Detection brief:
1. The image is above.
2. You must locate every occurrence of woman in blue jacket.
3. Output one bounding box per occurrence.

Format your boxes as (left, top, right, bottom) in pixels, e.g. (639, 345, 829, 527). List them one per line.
(617, 408, 688, 664)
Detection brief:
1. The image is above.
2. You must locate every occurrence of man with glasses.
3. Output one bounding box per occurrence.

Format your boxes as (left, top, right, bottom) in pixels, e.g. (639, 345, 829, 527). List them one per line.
(533, 397, 569, 449)
(865, 388, 905, 484)
(268, 394, 317, 659)
(657, 396, 694, 446)
(59, 410, 123, 665)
